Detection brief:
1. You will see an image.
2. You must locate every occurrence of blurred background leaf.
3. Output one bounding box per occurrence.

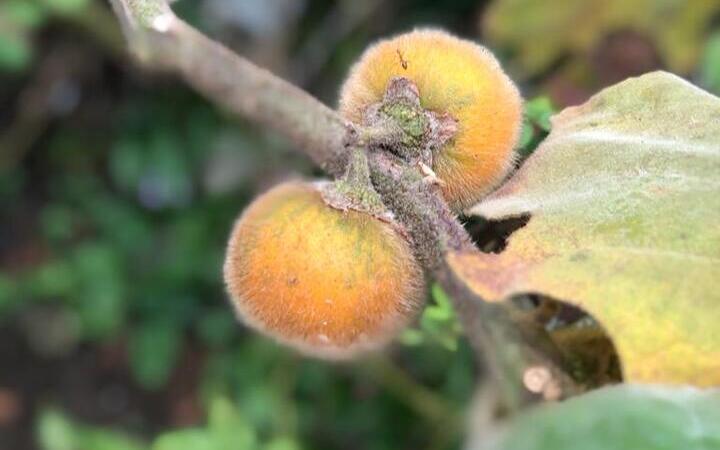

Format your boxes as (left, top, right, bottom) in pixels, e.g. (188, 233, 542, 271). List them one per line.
(485, 0, 720, 75)
(480, 385, 720, 450)
(37, 409, 147, 450)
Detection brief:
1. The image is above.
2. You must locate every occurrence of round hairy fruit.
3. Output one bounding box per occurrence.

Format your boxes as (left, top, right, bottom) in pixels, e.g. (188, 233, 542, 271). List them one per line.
(339, 29, 523, 210)
(224, 181, 424, 358)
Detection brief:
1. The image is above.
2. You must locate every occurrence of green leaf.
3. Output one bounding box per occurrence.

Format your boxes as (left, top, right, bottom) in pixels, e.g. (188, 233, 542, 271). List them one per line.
(700, 32, 720, 95)
(129, 319, 182, 390)
(37, 409, 77, 450)
(110, 131, 193, 209)
(153, 430, 215, 450)
(488, 385, 720, 450)
(40, 0, 89, 15)
(208, 397, 257, 447)
(0, 274, 19, 313)
(83, 195, 154, 253)
(25, 260, 76, 298)
(525, 97, 554, 131)
(450, 72, 720, 385)
(72, 243, 125, 338)
(519, 97, 556, 157)
(517, 122, 535, 150)
(80, 428, 148, 450)
(3, 0, 47, 28)
(151, 398, 257, 450)
(407, 284, 462, 351)
(109, 138, 145, 193)
(208, 396, 242, 430)
(41, 204, 75, 242)
(399, 328, 424, 346)
(426, 284, 453, 321)
(37, 409, 147, 450)
(0, 31, 32, 72)
(264, 437, 301, 450)
(195, 308, 236, 347)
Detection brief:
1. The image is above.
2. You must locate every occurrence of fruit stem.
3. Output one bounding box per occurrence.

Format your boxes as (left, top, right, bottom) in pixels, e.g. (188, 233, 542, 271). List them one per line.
(320, 149, 390, 220)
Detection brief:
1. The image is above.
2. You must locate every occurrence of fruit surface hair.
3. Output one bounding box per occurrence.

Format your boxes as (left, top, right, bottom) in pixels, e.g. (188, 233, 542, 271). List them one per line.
(339, 29, 523, 210)
(224, 181, 425, 358)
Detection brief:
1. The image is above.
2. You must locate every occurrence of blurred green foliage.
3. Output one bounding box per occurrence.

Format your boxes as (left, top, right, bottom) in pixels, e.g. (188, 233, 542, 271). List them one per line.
(2, 80, 473, 448)
(0, 0, 94, 72)
(517, 96, 555, 158)
(1, 3, 479, 449)
(37, 409, 146, 450)
(485, 0, 720, 75)
(401, 284, 463, 351)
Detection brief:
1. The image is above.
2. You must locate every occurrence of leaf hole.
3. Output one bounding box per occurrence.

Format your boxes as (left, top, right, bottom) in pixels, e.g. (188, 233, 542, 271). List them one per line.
(511, 293, 623, 389)
(464, 214, 531, 253)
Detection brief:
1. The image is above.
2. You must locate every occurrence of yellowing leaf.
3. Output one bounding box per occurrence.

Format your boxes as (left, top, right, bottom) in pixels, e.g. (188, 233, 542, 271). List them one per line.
(484, 0, 720, 74)
(449, 72, 720, 386)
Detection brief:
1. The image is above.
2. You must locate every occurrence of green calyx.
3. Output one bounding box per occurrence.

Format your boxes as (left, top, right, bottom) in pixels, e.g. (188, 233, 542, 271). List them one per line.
(321, 149, 388, 219)
(380, 102, 428, 148)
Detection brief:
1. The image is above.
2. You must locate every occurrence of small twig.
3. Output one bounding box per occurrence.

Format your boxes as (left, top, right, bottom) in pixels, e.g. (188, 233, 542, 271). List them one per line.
(107, 0, 580, 412)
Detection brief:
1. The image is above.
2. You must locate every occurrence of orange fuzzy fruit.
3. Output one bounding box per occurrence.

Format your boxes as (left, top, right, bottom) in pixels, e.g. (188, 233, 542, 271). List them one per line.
(339, 29, 523, 210)
(224, 181, 425, 358)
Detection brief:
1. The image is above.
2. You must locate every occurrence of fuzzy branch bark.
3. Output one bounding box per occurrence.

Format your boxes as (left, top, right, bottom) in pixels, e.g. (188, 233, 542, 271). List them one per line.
(108, 0, 579, 412)
(366, 153, 578, 409)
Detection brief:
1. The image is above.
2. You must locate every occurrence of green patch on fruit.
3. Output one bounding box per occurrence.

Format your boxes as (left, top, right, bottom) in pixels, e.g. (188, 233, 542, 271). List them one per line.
(381, 102, 427, 147)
